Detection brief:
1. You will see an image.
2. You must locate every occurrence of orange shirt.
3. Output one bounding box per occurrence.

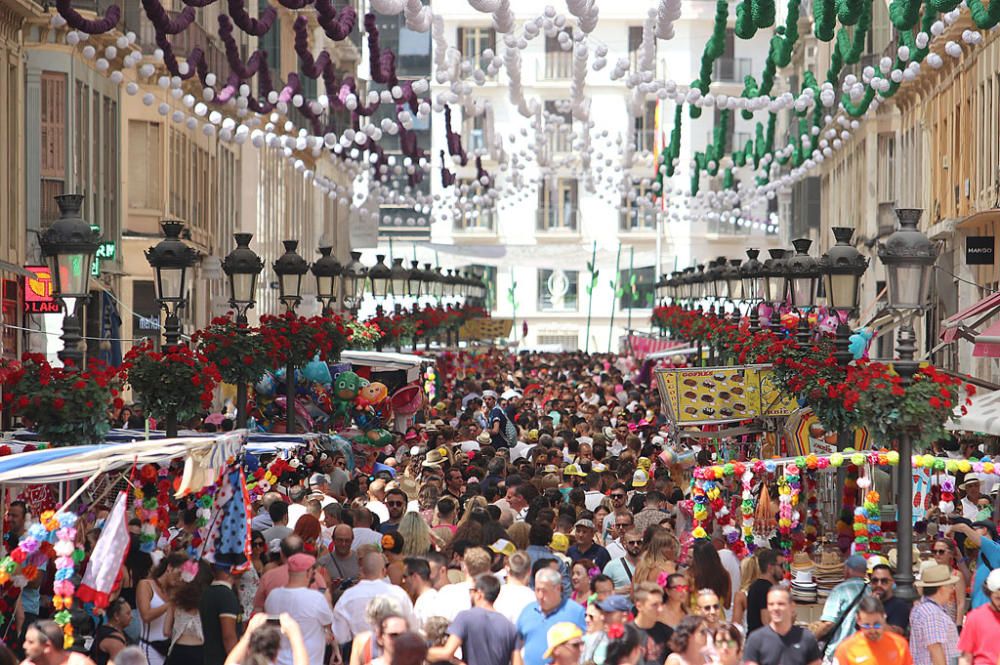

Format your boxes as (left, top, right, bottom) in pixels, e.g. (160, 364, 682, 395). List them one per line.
(834, 630, 912, 665)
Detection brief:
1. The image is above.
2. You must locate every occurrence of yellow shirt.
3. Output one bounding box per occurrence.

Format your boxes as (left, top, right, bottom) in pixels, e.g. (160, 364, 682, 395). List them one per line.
(834, 630, 912, 665)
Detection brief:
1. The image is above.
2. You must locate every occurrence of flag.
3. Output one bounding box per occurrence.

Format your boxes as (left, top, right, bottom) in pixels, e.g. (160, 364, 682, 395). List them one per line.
(77, 491, 130, 609)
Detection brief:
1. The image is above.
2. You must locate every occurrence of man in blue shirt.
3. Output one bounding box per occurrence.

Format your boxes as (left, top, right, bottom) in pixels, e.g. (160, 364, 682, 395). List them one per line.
(813, 554, 869, 661)
(951, 520, 1000, 609)
(484, 390, 513, 448)
(515, 568, 586, 665)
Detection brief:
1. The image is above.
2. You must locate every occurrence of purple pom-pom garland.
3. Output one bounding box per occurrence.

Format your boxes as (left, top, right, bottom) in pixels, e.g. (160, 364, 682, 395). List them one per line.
(56, 0, 121, 34)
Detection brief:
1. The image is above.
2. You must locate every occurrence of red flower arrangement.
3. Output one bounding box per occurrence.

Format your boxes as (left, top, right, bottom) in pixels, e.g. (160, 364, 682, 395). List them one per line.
(259, 313, 333, 367)
(121, 341, 221, 423)
(192, 316, 273, 386)
(0, 354, 117, 445)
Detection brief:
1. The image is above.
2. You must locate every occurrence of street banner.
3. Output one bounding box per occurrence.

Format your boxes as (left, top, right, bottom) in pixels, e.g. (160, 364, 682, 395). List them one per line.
(654, 364, 798, 425)
(459, 317, 512, 340)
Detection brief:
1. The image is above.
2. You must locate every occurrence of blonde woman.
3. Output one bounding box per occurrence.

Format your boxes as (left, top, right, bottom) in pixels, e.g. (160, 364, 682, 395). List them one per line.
(633, 526, 679, 588)
(348, 596, 405, 665)
(397, 512, 433, 556)
(732, 553, 762, 628)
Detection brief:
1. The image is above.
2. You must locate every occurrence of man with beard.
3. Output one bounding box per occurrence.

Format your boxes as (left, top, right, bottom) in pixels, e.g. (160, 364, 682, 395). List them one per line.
(869, 563, 910, 635)
(379, 488, 407, 534)
(603, 527, 641, 594)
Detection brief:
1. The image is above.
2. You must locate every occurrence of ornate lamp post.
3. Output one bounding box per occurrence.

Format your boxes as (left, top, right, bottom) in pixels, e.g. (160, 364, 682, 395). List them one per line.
(725, 259, 743, 322)
(740, 249, 765, 333)
(785, 239, 822, 344)
(407, 261, 424, 299)
(311, 247, 342, 316)
(367, 255, 391, 301)
(762, 249, 789, 332)
(822, 228, 869, 367)
(422, 263, 439, 303)
(145, 221, 199, 348)
(38, 194, 99, 368)
(341, 251, 366, 314)
(389, 258, 410, 306)
(877, 208, 939, 603)
(221, 233, 264, 428)
(273, 240, 310, 434)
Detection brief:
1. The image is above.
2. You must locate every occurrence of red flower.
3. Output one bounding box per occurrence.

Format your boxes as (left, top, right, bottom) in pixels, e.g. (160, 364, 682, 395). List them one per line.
(929, 396, 941, 408)
(52, 398, 65, 410)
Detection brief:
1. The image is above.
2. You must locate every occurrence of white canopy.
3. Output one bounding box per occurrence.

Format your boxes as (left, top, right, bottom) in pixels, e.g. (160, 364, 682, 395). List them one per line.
(946, 389, 1000, 436)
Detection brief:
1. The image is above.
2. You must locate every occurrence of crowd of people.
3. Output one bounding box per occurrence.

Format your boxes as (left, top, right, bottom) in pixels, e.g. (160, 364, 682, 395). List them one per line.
(1, 350, 997, 665)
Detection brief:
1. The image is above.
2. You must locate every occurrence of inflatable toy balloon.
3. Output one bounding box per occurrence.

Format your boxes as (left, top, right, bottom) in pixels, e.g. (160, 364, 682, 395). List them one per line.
(817, 313, 840, 335)
(274, 396, 314, 432)
(849, 328, 873, 360)
(255, 372, 277, 397)
(331, 371, 368, 424)
(309, 383, 333, 415)
(780, 312, 799, 329)
(357, 382, 388, 408)
(303, 357, 332, 385)
(355, 428, 393, 447)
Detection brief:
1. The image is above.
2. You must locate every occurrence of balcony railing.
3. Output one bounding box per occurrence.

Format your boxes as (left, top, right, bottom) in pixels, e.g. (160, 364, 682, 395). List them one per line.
(541, 51, 574, 80)
(132, 9, 227, 82)
(536, 209, 578, 232)
(634, 128, 656, 153)
(455, 208, 496, 232)
(620, 209, 658, 231)
(712, 57, 754, 83)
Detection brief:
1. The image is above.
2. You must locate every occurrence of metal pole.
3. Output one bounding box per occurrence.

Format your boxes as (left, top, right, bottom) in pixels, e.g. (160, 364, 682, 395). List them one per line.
(286, 304, 298, 434)
(164, 309, 182, 347)
(626, 246, 635, 334)
(608, 243, 623, 353)
(58, 298, 84, 368)
(584, 241, 597, 353)
(892, 323, 919, 602)
(236, 312, 249, 429)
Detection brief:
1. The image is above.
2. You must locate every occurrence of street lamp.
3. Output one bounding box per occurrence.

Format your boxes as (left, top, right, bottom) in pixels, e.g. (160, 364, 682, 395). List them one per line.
(311, 247, 342, 316)
(407, 261, 424, 298)
(145, 220, 199, 347)
(389, 258, 410, 303)
(725, 259, 743, 312)
(431, 267, 446, 299)
(785, 238, 822, 344)
(341, 251, 366, 312)
(367, 255, 391, 299)
(740, 249, 765, 332)
(877, 207, 939, 603)
(221, 232, 264, 429)
(38, 194, 99, 368)
(763, 249, 788, 331)
(422, 263, 439, 301)
(273, 240, 310, 434)
(821, 227, 869, 366)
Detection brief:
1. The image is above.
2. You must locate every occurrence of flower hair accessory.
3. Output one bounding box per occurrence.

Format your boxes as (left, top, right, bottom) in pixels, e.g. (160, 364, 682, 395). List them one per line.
(607, 624, 625, 639)
(180, 560, 199, 583)
(588, 566, 601, 579)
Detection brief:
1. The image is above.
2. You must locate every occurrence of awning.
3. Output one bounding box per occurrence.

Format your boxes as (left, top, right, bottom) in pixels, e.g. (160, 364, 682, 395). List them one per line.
(946, 389, 1000, 436)
(973, 319, 1000, 358)
(941, 292, 1000, 342)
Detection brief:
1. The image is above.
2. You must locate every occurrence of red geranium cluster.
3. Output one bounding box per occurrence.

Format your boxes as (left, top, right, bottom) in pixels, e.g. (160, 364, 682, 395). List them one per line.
(192, 316, 273, 386)
(121, 341, 220, 422)
(259, 313, 335, 367)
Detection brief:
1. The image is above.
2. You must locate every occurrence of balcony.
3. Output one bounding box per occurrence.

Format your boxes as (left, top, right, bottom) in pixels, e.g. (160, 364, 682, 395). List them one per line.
(634, 128, 656, 153)
(131, 9, 227, 82)
(620, 208, 658, 231)
(455, 209, 496, 233)
(536, 209, 578, 232)
(540, 51, 574, 80)
(712, 57, 753, 83)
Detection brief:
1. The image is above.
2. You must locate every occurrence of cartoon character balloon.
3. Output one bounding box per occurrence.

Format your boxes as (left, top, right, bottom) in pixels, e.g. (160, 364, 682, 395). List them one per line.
(331, 371, 368, 425)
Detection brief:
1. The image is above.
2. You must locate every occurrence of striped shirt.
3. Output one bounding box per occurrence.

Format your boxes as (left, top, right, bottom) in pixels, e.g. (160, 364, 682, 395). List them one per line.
(909, 596, 960, 665)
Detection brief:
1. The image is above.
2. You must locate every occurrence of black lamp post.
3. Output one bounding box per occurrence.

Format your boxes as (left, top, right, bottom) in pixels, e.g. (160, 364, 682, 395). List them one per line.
(431, 267, 446, 300)
(763, 249, 788, 332)
(389, 258, 410, 304)
(367, 255, 391, 300)
(725, 259, 743, 323)
(877, 207, 939, 603)
(222, 233, 264, 429)
(407, 261, 424, 299)
(786, 238, 821, 345)
(38, 194, 99, 368)
(422, 263, 439, 302)
(273, 240, 310, 434)
(145, 221, 199, 348)
(822, 228, 869, 367)
(311, 247, 342, 316)
(341, 251, 366, 314)
(740, 249, 765, 333)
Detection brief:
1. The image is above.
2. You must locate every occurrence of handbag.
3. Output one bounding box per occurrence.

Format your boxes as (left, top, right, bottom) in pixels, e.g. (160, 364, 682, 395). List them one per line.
(816, 582, 867, 657)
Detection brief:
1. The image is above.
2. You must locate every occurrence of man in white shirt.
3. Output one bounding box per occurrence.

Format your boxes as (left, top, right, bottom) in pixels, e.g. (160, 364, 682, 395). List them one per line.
(307, 473, 338, 509)
(583, 474, 605, 512)
(332, 550, 414, 645)
(403, 556, 440, 629)
(286, 486, 309, 530)
(435, 547, 493, 621)
(264, 553, 335, 665)
(348, 507, 383, 550)
(494, 551, 536, 624)
(365, 478, 390, 524)
(961, 474, 986, 521)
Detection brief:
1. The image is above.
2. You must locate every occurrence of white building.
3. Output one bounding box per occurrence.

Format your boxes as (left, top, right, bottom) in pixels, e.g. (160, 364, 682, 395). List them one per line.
(421, 0, 783, 351)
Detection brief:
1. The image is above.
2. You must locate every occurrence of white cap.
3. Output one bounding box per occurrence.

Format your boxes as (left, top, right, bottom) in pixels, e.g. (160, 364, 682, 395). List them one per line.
(987, 568, 1000, 592)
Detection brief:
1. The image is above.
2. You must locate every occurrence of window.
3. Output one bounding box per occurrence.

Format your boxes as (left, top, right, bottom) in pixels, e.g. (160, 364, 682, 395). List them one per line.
(258, 0, 281, 83)
(39, 72, 67, 227)
(618, 266, 657, 309)
(712, 29, 752, 82)
(627, 26, 654, 72)
(621, 180, 659, 231)
(454, 180, 495, 232)
(537, 179, 578, 231)
(544, 33, 572, 79)
(463, 111, 486, 152)
(458, 26, 496, 72)
(537, 269, 579, 311)
(544, 100, 573, 154)
(634, 100, 657, 153)
(128, 122, 161, 210)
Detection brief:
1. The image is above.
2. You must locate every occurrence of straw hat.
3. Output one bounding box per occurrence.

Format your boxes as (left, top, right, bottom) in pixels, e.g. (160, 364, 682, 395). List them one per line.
(422, 449, 447, 468)
(791, 552, 816, 571)
(915, 563, 960, 588)
(476, 432, 492, 446)
(888, 546, 921, 572)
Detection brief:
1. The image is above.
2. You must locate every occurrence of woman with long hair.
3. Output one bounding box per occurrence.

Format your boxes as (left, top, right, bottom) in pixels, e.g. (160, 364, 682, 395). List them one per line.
(931, 536, 968, 624)
(687, 540, 732, 613)
(633, 526, 679, 587)
(732, 553, 761, 628)
(604, 623, 643, 665)
(570, 559, 596, 605)
(664, 615, 711, 665)
(120, 536, 153, 642)
(136, 552, 187, 665)
(713, 623, 744, 665)
(658, 573, 689, 628)
(397, 512, 433, 556)
(164, 560, 209, 665)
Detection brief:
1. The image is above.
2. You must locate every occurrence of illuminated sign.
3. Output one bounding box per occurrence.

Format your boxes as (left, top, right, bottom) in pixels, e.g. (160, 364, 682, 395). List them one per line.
(23, 266, 61, 314)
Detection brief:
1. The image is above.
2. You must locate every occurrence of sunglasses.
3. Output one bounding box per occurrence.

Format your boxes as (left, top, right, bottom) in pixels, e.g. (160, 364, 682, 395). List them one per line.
(669, 584, 689, 591)
(699, 604, 720, 612)
(386, 501, 405, 507)
(870, 578, 893, 585)
(253, 541, 265, 547)
(611, 493, 627, 499)
(858, 623, 883, 630)
(933, 548, 950, 555)
(626, 540, 643, 546)
(614, 522, 632, 528)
